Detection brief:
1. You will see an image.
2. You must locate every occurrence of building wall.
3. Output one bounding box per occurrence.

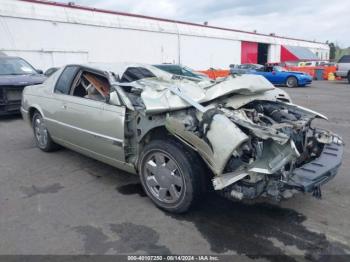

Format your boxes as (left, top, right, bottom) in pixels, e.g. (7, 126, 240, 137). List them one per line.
(0, 0, 330, 70)
(180, 36, 241, 68)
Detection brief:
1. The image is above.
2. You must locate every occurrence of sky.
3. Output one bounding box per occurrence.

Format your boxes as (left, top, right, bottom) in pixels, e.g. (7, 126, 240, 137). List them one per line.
(54, 0, 350, 47)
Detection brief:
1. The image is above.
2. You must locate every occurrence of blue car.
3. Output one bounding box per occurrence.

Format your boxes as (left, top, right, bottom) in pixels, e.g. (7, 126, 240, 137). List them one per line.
(252, 65, 312, 88)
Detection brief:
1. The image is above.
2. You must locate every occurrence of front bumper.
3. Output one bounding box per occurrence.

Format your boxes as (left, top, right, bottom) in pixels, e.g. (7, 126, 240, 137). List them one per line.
(286, 142, 343, 193)
(0, 86, 25, 115)
(0, 101, 22, 115)
(335, 71, 347, 78)
(299, 78, 312, 86)
(20, 107, 30, 124)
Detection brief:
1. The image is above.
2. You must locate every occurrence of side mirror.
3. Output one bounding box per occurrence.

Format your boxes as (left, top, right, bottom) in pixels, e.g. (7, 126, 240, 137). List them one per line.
(108, 91, 121, 106)
(36, 69, 44, 74)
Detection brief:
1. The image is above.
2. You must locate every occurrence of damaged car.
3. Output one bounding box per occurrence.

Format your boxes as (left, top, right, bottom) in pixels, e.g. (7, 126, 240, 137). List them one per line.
(21, 63, 344, 213)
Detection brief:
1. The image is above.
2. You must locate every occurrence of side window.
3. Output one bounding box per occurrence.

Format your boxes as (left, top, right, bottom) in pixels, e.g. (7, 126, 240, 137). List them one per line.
(339, 56, 350, 63)
(70, 71, 110, 102)
(120, 67, 156, 83)
(54, 66, 80, 94)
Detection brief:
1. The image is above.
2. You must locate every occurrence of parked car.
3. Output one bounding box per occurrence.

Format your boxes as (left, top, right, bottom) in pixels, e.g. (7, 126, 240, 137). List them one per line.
(229, 64, 263, 75)
(335, 55, 350, 83)
(44, 67, 60, 77)
(153, 64, 209, 80)
(297, 61, 329, 67)
(21, 63, 343, 213)
(0, 56, 46, 115)
(253, 65, 312, 87)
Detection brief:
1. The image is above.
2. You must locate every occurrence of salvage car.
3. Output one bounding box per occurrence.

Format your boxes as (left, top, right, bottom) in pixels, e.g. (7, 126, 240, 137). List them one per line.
(21, 63, 343, 213)
(0, 56, 46, 115)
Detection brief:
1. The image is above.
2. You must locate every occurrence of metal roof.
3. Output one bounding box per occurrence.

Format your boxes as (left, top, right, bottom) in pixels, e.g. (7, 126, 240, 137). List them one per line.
(284, 45, 318, 60)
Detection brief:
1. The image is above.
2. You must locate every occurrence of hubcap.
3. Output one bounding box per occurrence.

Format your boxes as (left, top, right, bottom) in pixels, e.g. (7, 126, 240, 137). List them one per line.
(287, 78, 295, 87)
(143, 152, 184, 204)
(34, 116, 48, 148)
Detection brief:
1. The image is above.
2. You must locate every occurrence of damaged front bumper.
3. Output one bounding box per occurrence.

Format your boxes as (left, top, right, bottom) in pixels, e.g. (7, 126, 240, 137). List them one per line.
(213, 137, 344, 201)
(286, 142, 343, 194)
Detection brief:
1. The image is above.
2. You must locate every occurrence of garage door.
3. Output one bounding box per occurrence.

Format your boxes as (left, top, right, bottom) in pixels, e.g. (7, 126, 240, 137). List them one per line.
(241, 41, 258, 64)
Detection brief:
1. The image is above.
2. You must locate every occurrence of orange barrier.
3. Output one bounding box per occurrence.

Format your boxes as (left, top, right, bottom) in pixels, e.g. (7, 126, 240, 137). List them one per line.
(198, 69, 230, 79)
(286, 66, 337, 80)
(199, 66, 337, 81)
(286, 66, 316, 78)
(323, 66, 337, 80)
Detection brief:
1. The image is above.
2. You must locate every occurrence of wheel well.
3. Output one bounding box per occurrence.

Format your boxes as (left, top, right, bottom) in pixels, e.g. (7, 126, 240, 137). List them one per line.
(140, 126, 171, 145)
(287, 75, 298, 80)
(286, 75, 298, 85)
(28, 107, 39, 121)
(138, 126, 213, 192)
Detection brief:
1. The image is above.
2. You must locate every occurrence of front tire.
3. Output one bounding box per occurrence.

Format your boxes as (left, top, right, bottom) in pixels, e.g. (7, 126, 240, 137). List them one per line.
(286, 76, 298, 88)
(32, 112, 58, 152)
(139, 139, 204, 213)
(347, 72, 350, 84)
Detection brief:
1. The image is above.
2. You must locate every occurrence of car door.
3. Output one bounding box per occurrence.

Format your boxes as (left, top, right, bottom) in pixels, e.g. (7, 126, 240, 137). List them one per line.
(49, 66, 126, 165)
(58, 94, 126, 165)
(255, 67, 279, 84)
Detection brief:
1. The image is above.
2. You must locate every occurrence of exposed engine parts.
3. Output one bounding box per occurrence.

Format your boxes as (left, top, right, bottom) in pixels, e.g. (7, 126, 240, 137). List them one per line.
(163, 100, 343, 202)
(116, 69, 343, 203)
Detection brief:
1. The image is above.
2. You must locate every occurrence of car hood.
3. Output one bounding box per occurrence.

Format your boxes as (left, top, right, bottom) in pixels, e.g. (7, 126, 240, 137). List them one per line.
(0, 74, 46, 86)
(118, 74, 277, 114)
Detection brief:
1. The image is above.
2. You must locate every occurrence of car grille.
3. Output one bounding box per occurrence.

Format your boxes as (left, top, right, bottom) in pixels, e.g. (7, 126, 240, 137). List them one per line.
(0, 86, 25, 103)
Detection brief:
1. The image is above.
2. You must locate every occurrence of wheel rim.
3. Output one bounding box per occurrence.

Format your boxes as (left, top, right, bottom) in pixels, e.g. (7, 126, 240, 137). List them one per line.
(287, 77, 296, 87)
(143, 151, 184, 204)
(34, 115, 48, 148)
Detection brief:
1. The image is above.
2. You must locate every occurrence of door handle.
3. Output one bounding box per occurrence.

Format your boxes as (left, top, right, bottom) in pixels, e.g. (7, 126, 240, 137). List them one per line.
(62, 104, 67, 110)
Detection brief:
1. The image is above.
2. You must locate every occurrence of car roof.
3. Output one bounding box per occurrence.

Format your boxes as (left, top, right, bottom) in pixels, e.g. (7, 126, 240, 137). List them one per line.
(0, 56, 22, 60)
(153, 64, 181, 68)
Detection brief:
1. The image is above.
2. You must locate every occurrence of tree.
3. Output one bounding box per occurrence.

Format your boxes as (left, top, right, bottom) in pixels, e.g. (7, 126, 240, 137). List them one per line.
(328, 42, 336, 60)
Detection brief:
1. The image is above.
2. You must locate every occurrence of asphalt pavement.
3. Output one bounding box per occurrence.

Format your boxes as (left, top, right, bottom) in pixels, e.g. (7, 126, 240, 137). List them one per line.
(0, 80, 349, 261)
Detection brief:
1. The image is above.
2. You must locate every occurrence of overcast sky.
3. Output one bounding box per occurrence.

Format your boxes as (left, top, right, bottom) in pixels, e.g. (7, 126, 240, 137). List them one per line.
(55, 0, 350, 47)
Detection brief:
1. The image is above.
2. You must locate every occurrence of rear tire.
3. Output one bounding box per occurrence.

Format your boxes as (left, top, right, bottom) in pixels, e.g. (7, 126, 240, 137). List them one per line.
(139, 139, 205, 213)
(286, 76, 298, 88)
(32, 112, 58, 152)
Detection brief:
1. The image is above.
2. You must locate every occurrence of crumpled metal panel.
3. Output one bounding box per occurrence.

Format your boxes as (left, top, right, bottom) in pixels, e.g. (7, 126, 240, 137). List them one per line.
(139, 74, 274, 114)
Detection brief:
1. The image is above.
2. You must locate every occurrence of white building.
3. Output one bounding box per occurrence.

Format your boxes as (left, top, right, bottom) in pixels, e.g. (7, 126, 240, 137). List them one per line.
(0, 0, 330, 71)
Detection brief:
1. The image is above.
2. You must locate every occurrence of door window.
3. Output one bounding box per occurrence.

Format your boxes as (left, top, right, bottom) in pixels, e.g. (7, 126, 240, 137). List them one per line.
(54, 66, 80, 94)
(70, 71, 110, 101)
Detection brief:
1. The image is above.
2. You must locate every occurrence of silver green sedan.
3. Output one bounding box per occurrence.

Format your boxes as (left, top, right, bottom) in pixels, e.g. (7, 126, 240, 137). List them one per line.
(21, 63, 344, 213)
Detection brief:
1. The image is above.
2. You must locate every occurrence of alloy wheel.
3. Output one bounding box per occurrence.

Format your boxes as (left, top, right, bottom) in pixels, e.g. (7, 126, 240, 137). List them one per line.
(34, 115, 48, 148)
(143, 151, 185, 204)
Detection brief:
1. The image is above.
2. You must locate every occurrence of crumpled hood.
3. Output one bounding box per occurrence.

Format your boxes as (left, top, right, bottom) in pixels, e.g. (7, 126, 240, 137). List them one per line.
(137, 74, 275, 114)
(0, 74, 46, 86)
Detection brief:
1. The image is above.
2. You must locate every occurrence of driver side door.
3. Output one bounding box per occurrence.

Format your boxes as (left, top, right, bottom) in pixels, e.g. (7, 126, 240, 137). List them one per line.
(49, 66, 127, 168)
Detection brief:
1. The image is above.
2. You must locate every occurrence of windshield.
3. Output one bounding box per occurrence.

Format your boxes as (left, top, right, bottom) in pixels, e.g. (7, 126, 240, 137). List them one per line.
(0, 57, 37, 75)
(273, 66, 286, 72)
(182, 66, 202, 78)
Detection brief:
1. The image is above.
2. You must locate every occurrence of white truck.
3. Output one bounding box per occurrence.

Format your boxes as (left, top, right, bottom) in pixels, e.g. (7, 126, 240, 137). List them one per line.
(335, 55, 350, 83)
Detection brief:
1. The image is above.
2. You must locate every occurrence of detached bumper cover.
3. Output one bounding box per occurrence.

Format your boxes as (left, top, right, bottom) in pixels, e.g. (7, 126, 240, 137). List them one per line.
(286, 142, 343, 192)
